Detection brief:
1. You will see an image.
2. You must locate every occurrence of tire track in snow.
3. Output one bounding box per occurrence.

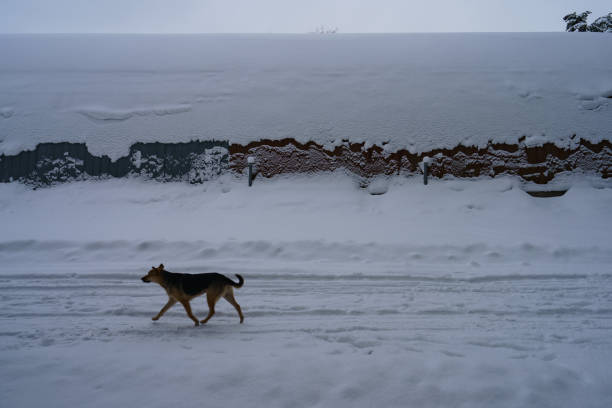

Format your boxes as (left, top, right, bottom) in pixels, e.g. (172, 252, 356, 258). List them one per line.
(1, 271, 611, 354)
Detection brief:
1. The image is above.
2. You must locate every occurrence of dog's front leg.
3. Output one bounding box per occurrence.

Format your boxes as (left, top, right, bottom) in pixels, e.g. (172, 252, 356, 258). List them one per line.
(153, 298, 177, 321)
(180, 300, 200, 326)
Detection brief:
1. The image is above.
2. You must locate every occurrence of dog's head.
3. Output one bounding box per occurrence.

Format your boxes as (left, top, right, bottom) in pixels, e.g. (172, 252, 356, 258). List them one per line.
(141, 264, 165, 283)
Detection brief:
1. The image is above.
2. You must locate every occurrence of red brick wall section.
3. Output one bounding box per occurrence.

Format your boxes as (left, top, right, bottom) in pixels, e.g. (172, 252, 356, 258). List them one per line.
(230, 137, 611, 184)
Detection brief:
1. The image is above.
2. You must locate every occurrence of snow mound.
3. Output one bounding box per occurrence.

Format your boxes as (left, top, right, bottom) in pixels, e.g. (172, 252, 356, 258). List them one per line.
(366, 176, 389, 195)
(0, 106, 14, 118)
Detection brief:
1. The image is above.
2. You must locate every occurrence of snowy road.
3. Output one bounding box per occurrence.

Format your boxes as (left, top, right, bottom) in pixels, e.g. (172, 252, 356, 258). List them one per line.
(2, 265, 611, 354)
(1, 252, 612, 408)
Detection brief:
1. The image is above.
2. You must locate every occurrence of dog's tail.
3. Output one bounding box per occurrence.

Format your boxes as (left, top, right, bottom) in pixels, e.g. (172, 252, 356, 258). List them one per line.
(229, 274, 244, 289)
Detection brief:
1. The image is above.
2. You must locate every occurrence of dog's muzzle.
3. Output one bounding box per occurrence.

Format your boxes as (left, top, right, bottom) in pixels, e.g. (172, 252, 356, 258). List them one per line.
(141, 276, 150, 282)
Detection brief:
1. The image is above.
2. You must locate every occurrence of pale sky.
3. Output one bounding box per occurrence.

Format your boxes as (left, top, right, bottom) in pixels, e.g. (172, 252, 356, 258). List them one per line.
(1, 0, 610, 33)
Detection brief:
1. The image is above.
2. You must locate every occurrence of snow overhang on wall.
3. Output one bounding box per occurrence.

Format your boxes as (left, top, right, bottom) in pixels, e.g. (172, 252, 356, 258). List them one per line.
(0, 33, 611, 162)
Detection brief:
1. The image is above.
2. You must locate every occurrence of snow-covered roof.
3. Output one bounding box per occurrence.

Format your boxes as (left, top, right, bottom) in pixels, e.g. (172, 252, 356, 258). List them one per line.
(1, 33, 611, 160)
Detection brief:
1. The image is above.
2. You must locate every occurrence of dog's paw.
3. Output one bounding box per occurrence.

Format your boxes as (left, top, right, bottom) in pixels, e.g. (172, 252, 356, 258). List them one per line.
(194, 321, 200, 327)
(152, 316, 159, 321)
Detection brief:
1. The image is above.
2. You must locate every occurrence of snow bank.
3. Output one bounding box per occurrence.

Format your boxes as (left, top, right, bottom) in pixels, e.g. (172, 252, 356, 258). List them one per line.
(1, 173, 610, 246)
(1, 33, 611, 160)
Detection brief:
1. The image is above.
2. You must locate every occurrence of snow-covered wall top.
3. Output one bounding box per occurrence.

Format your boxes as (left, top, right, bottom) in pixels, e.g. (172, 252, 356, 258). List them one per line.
(1, 33, 611, 161)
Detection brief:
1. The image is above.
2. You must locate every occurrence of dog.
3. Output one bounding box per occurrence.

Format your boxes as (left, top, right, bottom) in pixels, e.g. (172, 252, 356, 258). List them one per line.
(141, 264, 244, 326)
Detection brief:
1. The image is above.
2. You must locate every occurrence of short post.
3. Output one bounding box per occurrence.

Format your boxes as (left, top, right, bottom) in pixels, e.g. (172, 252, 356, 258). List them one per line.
(422, 156, 430, 185)
(247, 156, 255, 187)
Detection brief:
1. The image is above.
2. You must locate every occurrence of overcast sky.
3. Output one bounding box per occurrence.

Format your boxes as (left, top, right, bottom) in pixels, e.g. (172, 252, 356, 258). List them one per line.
(1, 0, 610, 33)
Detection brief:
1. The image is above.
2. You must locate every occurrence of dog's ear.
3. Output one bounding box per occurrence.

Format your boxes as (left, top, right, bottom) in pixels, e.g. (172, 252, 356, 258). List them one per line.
(159, 263, 164, 270)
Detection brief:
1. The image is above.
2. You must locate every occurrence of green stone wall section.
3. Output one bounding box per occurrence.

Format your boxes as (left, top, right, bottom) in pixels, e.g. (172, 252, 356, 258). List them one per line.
(0, 141, 229, 185)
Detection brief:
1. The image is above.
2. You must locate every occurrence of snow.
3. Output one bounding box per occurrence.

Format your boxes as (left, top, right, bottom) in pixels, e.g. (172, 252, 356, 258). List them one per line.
(1, 174, 612, 407)
(76, 104, 193, 121)
(365, 176, 389, 195)
(1, 33, 612, 160)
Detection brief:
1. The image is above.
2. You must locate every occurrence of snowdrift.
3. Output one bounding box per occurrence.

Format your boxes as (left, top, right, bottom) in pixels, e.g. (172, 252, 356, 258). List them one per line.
(1, 33, 611, 163)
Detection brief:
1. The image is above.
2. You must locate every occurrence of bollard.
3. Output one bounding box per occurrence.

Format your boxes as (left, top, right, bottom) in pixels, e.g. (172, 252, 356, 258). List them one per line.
(422, 156, 430, 185)
(247, 156, 255, 187)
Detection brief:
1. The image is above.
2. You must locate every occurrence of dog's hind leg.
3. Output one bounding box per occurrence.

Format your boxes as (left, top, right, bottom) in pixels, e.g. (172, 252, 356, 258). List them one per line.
(200, 289, 222, 324)
(223, 289, 244, 323)
(179, 300, 200, 326)
(152, 297, 177, 321)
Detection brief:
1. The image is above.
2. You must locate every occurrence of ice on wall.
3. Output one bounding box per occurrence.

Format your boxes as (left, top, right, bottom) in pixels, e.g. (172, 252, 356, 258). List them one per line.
(33, 153, 86, 184)
(0, 33, 611, 160)
(127, 146, 228, 182)
(187, 146, 229, 184)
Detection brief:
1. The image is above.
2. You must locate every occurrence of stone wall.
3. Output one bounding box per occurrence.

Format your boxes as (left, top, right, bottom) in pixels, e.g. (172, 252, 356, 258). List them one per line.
(230, 138, 611, 184)
(0, 141, 229, 186)
(1, 137, 610, 185)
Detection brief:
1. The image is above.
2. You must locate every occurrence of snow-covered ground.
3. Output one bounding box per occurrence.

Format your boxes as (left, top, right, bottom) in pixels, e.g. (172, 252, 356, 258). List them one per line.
(1, 33, 612, 159)
(1, 174, 612, 407)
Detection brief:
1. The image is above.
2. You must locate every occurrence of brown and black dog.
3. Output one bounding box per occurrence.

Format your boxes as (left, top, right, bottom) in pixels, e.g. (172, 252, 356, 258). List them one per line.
(141, 264, 244, 326)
